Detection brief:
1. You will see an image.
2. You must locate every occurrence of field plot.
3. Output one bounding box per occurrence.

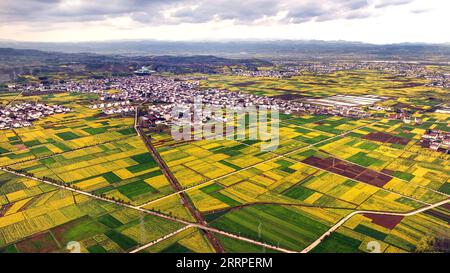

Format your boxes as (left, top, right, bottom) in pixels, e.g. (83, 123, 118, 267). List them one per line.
(0, 129, 41, 167)
(152, 112, 437, 218)
(15, 92, 99, 117)
(314, 208, 449, 253)
(208, 204, 345, 251)
(0, 92, 20, 106)
(11, 137, 173, 205)
(1, 68, 448, 253)
(0, 174, 184, 253)
(143, 105, 447, 253)
(203, 75, 295, 97)
(182, 157, 362, 214)
(142, 194, 195, 222)
(0, 96, 135, 168)
(203, 70, 447, 102)
(215, 234, 281, 253)
(137, 227, 215, 253)
(313, 120, 450, 195)
(287, 147, 447, 204)
(157, 137, 275, 188)
(268, 117, 332, 154)
(297, 116, 373, 135)
(12, 116, 135, 156)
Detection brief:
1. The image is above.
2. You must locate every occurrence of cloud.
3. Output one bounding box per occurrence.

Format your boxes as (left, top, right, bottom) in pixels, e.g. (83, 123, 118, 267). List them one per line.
(0, 0, 178, 23)
(373, 0, 415, 9)
(283, 1, 372, 23)
(411, 8, 431, 14)
(168, 0, 281, 24)
(0, 0, 417, 26)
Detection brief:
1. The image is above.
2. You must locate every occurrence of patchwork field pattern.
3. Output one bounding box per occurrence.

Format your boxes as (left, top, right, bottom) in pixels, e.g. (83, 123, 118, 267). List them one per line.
(11, 136, 174, 205)
(0, 171, 184, 253)
(1, 68, 449, 253)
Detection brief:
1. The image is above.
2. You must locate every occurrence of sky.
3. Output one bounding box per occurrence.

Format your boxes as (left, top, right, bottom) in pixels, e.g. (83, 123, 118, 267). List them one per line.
(0, 0, 448, 44)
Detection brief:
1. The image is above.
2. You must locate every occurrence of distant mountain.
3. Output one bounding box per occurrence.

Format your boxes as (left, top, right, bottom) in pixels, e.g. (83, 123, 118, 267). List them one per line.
(0, 47, 270, 67)
(0, 40, 450, 61)
(0, 48, 272, 83)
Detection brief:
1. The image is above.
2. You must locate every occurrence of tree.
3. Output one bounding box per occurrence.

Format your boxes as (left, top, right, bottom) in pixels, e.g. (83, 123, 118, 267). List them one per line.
(415, 236, 437, 253)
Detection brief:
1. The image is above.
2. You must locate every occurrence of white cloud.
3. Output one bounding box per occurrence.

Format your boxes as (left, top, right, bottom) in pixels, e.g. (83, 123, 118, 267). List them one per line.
(0, 0, 448, 44)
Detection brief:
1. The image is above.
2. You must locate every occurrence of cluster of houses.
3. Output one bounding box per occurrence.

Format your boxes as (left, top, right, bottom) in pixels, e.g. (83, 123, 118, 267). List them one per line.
(420, 129, 450, 153)
(7, 59, 450, 95)
(90, 101, 131, 109)
(0, 103, 70, 130)
(6, 75, 388, 124)
(435, 107, 450, 114)
(387, 113, 423, 124)
(102, 106, 135, 115)
(4, 72, 447, 140)
(56, 76, 391, 127)
(93, 76, 200, 104)
(62, 74, 430, 126)
(133, 66, 155, 76)
(139, 87, 383, 127)
(89, 101, 135, 115)
(229, 61, 450, 87)
(424, 72, 450, 89)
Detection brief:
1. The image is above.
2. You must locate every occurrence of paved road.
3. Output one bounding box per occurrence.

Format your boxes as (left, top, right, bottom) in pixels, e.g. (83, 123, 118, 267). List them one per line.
(0, 167, 192, 224)
(129, 225, 192, 253)
(222, 118, 449, 205)
(138, 120, 382, 209)
(3, 167, 447, 254)
(217, 119, 440, 206)
(0, 167, 295, 253)
(301, 198, 450, 253)
(6, 90, 24, 106)
(137, 127, 225, 253)
(134, 107, 141, 137)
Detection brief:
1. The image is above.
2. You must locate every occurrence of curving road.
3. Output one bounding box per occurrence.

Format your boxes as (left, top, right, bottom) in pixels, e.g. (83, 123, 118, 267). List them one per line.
(3, 167, 447, 254)
(0, 167, 297, 253)
(301, 198, 450, 253)
(137, 126, 225, 253)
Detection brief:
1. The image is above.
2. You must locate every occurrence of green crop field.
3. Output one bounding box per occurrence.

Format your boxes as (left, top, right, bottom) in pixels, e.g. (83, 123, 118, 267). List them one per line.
(1, 65, 449, 254)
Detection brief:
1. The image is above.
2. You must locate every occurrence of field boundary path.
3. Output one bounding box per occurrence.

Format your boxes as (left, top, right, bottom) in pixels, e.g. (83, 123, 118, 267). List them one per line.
(301, 198, 450, 253)
(5, 90, 25, 106)
(129, 225, 193, 253)
(215, 120, 443, 206)
(2, 166, 447, 254)
(136, 119, 436, 210)
(136, 126, 225, 253)
(0, 167, 295, 253)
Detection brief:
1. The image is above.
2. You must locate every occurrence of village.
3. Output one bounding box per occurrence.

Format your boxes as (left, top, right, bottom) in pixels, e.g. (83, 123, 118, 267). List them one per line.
(230, 61, 450, 89)
(76, 76, 383, 122)
(3, 72, 448, 155)
(420, 129, 450, 154)
(0, 103, 70, 129)
(2, 75, 433, 127)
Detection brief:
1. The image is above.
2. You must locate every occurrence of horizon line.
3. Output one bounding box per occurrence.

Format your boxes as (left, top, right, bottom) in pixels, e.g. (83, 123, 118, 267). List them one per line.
(1, 38, 450, 46)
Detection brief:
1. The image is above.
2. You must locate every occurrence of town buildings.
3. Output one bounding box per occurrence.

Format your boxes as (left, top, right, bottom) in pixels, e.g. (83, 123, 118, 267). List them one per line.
(0, 103, 70, 129)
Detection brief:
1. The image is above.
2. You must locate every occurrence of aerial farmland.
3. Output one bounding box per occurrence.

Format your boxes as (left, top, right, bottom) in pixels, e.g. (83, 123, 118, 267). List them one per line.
(0, 60, 448, 255)
(0, 1, 449, 260)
